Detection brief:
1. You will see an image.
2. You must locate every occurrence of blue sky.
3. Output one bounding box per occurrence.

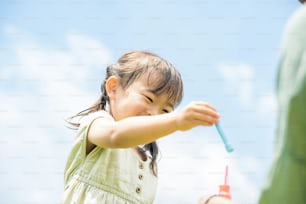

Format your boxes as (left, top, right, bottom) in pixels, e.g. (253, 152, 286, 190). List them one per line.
(0, 1, 301, 203)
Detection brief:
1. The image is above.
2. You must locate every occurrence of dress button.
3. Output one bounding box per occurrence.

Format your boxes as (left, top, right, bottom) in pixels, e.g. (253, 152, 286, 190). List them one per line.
(136, 187, 141, 193)
(138, 174, 143, 180)
(139, 163, 144, 169)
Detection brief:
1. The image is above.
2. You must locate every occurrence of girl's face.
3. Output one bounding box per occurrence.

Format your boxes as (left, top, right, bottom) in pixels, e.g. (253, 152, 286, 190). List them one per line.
(107, 75, 174, 121)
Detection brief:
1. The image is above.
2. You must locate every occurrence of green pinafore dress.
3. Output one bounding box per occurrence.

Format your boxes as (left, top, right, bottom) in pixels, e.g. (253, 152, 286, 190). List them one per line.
(62, 111, 158, 204)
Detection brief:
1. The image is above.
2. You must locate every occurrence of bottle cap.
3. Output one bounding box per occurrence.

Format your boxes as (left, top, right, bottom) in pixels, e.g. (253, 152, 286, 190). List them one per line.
(219, 184, 231, 199)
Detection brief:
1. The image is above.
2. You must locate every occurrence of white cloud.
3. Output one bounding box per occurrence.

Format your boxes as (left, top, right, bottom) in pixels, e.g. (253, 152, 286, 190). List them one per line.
(4, 24, 25, 36)
(218, 62, 278, 123)
(67, 33, 112, 67)
(0, 91, 69, 204)
(1, 25, 113, 203)
(12, 32, 112, 83)
(257, 93, 278, 118)
(5, 25, 114, 113)
(218, 63, 255, 107)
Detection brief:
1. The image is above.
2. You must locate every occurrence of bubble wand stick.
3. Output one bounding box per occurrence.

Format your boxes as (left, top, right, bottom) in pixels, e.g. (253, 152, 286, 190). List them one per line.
(224, 165, 229, 185)
(215, 123, 234, 153)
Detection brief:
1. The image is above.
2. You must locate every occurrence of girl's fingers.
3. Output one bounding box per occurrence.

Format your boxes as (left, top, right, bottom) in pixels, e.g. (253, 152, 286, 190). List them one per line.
(194, 101, 218, 112)
(182, 101, 220, 128)
(194, 119, 215, 126)
(194, 105, 219, 119)
(192, 112, 219, 125)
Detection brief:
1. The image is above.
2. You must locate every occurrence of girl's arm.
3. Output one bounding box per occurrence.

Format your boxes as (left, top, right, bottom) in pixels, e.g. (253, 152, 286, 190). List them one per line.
(88, 101, 219, 148)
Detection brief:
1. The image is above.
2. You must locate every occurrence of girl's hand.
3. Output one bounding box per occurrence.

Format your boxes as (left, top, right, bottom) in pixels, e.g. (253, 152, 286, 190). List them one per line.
(175, 101, 219, 131)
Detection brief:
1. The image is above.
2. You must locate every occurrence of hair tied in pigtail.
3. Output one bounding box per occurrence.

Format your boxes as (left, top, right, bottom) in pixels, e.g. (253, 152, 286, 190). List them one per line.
(101, 95, 109, 107)
(106, 66, 111, 76)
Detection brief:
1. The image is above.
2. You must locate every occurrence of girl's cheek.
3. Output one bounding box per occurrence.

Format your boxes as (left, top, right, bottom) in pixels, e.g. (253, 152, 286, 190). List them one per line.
(133, 99, 149, 111)
(134, 100, 148, 109)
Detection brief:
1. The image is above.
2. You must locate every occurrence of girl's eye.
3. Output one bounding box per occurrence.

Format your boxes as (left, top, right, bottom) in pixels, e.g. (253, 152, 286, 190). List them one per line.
(145, 96, 153, 103)
(162, 109, 169, 113)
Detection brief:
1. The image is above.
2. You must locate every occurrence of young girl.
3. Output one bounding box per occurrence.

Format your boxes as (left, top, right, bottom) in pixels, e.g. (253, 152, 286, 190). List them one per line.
(62, 51, 220, 204)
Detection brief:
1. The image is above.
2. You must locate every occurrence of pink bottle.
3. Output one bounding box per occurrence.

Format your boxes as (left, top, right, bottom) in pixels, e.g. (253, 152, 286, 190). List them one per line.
(218, 165, 232, 200)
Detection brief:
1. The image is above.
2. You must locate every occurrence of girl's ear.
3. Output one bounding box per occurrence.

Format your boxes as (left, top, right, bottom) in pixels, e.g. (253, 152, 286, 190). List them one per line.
(105, 76, 119, 99)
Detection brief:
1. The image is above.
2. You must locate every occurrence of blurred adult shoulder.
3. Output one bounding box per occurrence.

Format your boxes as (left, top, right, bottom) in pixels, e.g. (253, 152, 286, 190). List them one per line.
(282, 4, 306, 46)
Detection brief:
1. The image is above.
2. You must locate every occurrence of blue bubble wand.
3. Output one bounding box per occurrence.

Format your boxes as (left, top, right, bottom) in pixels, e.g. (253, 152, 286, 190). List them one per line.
(215, 123, 234, 153)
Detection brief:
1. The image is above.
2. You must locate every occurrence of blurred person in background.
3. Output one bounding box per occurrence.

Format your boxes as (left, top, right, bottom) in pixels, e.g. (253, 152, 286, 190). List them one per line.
(259, 1, 306, 203)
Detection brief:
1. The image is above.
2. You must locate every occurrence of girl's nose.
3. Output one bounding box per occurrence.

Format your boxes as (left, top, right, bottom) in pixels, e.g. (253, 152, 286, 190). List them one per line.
(147, 107, 160, 116)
